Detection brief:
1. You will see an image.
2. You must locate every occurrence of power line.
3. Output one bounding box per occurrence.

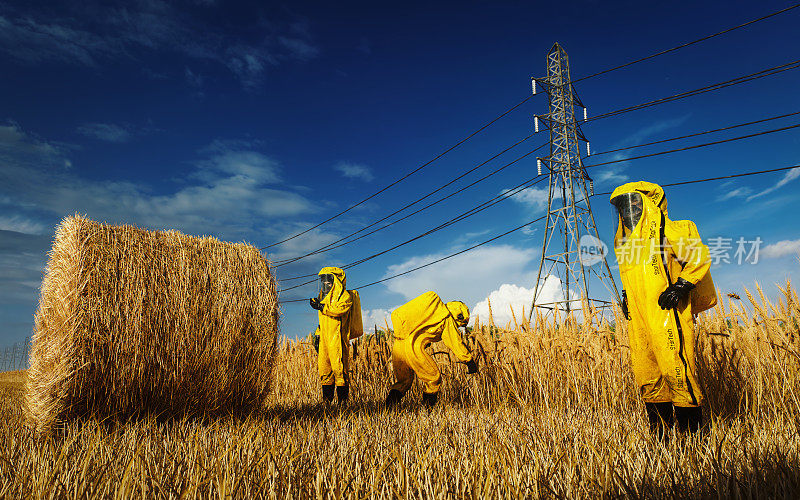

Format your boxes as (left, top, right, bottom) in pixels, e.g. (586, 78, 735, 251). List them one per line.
(276, 142, 548, 273)
(591, 165, 800, 197)
(584, 122, 800, 170)
(583, 58, 800, 123)
(279, 164, 800, 304)
(573, 3, 800, 83)
(267, 48, 799, 258)
(260, 95, 534, 250)
(275, 61, 800, 269)
(277, 115, 800, 281)
(589, 110, 800, 157)
(273, 134, 542, 267)
(269, 26, 800, 266)
(278, 214, 549, 303)
(278, 173, 547, 289)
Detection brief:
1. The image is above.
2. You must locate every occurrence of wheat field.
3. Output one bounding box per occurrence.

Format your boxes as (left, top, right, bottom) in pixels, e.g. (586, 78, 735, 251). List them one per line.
(1, 282, 799, 498)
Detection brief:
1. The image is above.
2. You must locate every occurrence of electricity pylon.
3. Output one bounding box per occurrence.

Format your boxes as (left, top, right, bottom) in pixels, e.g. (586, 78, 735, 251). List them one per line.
(527, 43, 620, 321)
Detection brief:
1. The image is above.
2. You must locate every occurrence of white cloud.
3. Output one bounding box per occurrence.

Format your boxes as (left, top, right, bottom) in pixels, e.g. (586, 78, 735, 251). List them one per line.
(381, 244, 538, 308)
(0, 215, 46, 235)
(77, 123, 132, 143)
(594, 164, 629, 184)
(471, 276, 575, 328)
(717, 186, 752, 201)
(195, 149, 282, 184)
(361, 308, 395, 332)
(747, 168, 800, 201)
(333, 162, 374, 182)
(761, 239, 800, 259)
(0, 123, 316, 241)
(506, 184, 553, 212)
(267, 224, 342, 265)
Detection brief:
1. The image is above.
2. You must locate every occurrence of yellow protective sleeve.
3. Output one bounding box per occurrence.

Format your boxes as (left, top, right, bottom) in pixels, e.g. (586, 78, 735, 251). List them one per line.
(438, 316, 473, 363)
(322, 290, 353, 318)
(663, 219, 711, 285)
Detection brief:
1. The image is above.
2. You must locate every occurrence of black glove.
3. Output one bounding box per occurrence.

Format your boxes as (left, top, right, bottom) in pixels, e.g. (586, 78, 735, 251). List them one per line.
(658, 277, 695, 310)
(466, 359, 478, 374)
(309, 298, 324, 311)
(621, 289, 630, 320)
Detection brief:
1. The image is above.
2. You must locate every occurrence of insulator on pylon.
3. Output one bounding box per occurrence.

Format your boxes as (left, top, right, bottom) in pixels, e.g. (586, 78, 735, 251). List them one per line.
(537, 159, 542, 175)
(590, 180, 595, 196)
(586, 142, 590, 156)
(583, 107, 588, 121)
(534, 116, 539, 133)
(532, 79, 536, 95)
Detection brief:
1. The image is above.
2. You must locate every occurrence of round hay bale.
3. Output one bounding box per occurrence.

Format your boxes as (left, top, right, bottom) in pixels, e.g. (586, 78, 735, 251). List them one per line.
(26, 215, 279, 432)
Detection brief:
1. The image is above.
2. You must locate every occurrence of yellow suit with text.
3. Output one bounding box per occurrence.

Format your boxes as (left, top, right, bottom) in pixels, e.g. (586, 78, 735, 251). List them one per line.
(611, 181, 712, 407)
(389, 292, 473, 395)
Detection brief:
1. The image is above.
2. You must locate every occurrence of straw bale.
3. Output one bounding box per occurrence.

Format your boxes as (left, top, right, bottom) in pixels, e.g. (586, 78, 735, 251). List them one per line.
(26, 215, 279, 432)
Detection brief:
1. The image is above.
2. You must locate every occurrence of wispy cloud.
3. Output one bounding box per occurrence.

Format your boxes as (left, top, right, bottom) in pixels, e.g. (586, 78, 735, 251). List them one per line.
(333, 162, 374, 182)
(77, 122, 133, 143)
(0, 215, 46, 235)
(615, 116, 690, 147)
(716, 186, 752, 202)
(590, 115, 690, 186)
(356, 37, 372, 55)
(0, 2, 319, 89)
(747, 168, 800, 201)
(0, 122, 317, 240)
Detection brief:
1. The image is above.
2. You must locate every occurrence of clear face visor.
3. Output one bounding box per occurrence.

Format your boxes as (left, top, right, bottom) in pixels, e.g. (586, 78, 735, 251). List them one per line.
(318, 274, 335, 300)
(611, 192, 643, 232)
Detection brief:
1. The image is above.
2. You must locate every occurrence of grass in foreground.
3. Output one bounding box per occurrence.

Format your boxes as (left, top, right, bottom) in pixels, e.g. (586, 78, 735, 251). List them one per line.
(1, 282, 799, 498)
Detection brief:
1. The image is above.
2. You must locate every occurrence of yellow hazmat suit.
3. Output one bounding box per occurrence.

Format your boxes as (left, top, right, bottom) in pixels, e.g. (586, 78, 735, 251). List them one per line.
(610, 181, 712, 408)
(388, 292, 473, 400)
(315, 267, 354, 388)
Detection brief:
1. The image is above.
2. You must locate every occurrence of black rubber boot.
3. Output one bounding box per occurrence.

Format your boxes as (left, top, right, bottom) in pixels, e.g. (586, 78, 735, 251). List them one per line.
(422, 392, 438, 407)
(675, 406, 703, 434)
(385, 389, 404, 409)
(336, 385, 349, 405)
(645, 402, 674, 440)
(322, 385, 335, 404)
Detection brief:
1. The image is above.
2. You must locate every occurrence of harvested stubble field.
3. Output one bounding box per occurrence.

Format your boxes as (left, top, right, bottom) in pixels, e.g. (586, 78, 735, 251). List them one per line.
(1, 283, 799, 498)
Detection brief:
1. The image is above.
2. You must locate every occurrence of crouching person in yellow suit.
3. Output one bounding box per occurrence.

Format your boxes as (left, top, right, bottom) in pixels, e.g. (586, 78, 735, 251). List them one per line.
(385, 292, 478, 408)
(610, 181, 716, 437)
(309, 267, 363, 404)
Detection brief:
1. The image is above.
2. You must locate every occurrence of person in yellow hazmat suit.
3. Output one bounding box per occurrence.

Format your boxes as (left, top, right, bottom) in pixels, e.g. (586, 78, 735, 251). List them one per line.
(309, 267, 360, 404)
(385, 291, 478, 408)
(610, 181, 714, 436)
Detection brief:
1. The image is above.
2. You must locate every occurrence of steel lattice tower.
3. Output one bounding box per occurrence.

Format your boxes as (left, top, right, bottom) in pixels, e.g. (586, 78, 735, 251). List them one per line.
(527, 43, 619, 321)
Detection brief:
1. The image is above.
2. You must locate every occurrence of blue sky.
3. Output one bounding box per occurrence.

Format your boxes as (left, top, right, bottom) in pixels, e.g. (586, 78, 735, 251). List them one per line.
(1, 0, 799, 344)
